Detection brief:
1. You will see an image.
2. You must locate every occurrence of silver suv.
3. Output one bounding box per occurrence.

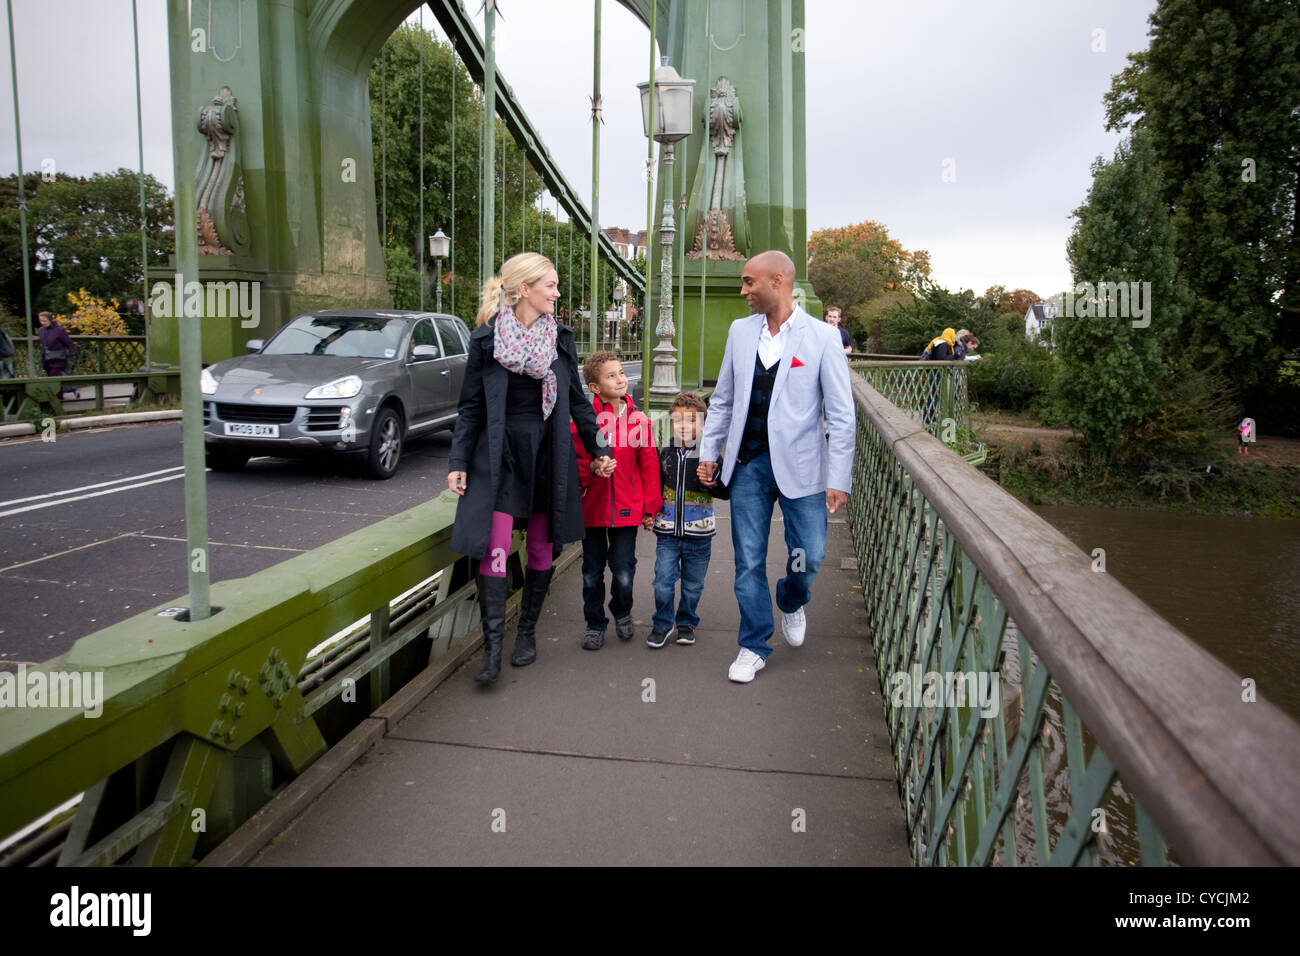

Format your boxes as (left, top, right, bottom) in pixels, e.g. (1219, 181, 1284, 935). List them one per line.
(201, 309, 469, 479)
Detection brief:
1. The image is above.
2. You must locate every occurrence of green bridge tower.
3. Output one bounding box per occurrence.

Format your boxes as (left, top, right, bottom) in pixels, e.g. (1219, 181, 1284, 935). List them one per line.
(152, 0, 817, 382)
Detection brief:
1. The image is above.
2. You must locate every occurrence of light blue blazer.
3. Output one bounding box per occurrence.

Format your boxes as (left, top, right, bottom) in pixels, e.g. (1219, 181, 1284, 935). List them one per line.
(700, 307, 856, 498)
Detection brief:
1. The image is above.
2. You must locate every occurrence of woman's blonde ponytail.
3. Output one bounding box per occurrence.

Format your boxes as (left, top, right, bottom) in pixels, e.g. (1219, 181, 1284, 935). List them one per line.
(474, 252, 556, 327)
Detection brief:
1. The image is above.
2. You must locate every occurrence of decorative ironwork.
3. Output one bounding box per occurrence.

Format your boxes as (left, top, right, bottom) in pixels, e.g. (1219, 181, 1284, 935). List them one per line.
(687, 77, 747, 261)
(847, 374, 1162, 865)
(854, 360, 981, 462)
(195, 86, 248, 256)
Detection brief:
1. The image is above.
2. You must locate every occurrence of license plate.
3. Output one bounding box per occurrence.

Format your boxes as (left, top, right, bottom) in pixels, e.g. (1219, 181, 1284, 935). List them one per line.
(223, 422, 280, 438)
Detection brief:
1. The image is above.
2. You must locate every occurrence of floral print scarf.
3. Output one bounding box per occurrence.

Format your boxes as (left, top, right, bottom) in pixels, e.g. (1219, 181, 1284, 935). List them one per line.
(492, 304, 558, 419)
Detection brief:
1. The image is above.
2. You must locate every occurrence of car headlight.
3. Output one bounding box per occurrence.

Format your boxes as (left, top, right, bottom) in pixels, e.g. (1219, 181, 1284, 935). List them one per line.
(305, 375, 362, 400)
(200, 367, 220, 395)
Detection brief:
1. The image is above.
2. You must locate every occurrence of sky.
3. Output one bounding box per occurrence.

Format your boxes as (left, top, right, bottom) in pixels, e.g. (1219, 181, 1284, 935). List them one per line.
(0, 0, 1159, 299)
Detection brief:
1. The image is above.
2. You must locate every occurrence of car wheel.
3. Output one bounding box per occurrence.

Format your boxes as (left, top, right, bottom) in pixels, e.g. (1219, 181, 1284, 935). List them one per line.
(206, 448, 250, 471)
(364, 407, 403, 479)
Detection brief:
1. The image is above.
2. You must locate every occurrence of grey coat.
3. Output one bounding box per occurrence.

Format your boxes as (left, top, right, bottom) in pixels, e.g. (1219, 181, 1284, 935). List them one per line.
(448, 320, 604, 561)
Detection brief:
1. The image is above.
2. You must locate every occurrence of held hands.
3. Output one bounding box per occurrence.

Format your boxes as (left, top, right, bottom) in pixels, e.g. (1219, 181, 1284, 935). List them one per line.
(448, 471, 467, 496)
(827, 489, 848, 514)
(697, 460, 718, 487)
(590, 456, 616, 478)
(642, 514, 655, 530)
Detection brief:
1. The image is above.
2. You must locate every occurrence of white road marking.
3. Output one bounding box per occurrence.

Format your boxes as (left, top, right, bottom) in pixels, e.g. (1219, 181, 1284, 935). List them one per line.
(0, 466, 184, 508)
(0, 472, 194, 519)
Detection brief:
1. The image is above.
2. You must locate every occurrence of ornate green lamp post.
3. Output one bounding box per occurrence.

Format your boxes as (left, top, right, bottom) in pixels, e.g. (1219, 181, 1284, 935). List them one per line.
(638, 61, 694, 396)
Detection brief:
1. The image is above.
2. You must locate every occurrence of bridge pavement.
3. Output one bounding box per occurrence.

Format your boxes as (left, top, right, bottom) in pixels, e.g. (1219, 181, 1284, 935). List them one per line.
(249, 503, 912, 866)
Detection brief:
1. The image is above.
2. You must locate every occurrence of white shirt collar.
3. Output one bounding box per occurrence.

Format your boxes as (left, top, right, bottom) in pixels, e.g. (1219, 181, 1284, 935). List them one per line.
(757, 307, 799, 366)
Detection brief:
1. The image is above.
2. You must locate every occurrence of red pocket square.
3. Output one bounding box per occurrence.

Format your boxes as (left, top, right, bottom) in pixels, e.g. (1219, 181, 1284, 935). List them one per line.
(790, 356, 806, 368)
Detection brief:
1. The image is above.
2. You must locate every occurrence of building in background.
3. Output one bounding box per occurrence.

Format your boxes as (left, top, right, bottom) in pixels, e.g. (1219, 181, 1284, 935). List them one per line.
(1024, 302, 1058, 347)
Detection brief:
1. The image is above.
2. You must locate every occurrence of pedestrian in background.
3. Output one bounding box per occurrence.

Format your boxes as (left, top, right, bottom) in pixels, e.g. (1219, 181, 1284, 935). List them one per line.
(954, 329, 980, 360)
(37, 312, 77, 399)
(825, 306, 852, 355)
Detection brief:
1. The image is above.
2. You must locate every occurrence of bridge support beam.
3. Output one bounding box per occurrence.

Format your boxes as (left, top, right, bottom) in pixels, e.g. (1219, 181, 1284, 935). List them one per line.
(648, 0, 819, 386)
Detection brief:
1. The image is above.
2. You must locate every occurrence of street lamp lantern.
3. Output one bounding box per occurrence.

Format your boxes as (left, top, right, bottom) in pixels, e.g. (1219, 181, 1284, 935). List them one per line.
(428, 229, 449, 260)
(638, 62, 695, 143)
(612, 283, 626, 347)
(427, 229, 449, 313)
(636, 60, 695, 396)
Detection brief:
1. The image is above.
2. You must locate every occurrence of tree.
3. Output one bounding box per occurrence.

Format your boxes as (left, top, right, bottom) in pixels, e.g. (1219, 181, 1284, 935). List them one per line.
(57, 289, 128, 335)
(1008, 289, 1041, 317)
(0, 169, 172, 322)
(978, 285, 1011, 312)
(808, 219, 931, 346)
(369, 25, 607, 325)
(1102, 0, 1300, 413)
(1057, 128, 1188, 457)
(879, 278, 980, 356)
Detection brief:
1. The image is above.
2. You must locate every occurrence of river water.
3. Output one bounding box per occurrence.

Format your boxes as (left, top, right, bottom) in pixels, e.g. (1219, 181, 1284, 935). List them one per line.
(1032, 505, 1300, 724)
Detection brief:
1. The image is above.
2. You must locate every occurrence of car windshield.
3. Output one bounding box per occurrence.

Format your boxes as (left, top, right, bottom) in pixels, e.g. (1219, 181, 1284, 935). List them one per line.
(262, 316, 406, 358)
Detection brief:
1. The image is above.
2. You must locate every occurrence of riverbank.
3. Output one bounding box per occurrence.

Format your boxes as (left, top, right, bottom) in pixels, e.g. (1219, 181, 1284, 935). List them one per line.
(973, 413, 1300, 519)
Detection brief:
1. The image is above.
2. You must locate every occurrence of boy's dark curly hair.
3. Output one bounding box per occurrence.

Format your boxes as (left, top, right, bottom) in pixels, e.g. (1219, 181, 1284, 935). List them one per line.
(582, 349, 620, 385)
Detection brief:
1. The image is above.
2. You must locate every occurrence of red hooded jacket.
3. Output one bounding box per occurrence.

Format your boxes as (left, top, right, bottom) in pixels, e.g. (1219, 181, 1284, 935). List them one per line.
(570, 393, 662, 528)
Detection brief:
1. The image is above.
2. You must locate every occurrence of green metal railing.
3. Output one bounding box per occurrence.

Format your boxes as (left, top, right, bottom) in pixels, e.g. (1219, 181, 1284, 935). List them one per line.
(847, 370, 1300, 865)
(853, 360, 981, 463)
(8, 335, 148, 376)
(1, 371, 179, 423)
(0, 493, 527, 866)
(573, 313, 642, 367)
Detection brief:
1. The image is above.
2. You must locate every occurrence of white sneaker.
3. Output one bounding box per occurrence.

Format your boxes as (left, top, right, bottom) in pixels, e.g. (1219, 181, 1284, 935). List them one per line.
(781, 606, 806, 647)
(728, 649, 766, 683)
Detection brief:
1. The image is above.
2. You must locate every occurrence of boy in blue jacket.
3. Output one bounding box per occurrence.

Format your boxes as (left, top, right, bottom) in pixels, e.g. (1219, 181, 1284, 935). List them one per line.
(647, 392, 729, 648)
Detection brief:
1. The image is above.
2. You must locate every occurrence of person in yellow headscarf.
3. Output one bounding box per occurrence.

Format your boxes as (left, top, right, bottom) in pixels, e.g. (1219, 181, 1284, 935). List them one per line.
(920, 328, 957, 361)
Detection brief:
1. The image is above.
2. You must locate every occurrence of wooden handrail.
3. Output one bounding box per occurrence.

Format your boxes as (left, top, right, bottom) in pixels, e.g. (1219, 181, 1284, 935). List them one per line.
(853, 374, 1300, 865)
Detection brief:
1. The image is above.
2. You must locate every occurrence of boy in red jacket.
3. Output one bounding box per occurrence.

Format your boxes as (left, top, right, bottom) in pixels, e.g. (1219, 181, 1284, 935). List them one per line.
(571, 351, 662, 650)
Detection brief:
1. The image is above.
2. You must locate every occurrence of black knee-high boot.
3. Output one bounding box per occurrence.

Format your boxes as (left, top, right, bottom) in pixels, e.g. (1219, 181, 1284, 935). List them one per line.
(511, 567, 555, 667)
(474, 575, 508, 683)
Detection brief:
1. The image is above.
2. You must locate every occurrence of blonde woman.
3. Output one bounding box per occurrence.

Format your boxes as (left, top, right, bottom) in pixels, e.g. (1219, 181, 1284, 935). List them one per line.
(447, 253, 614, 684)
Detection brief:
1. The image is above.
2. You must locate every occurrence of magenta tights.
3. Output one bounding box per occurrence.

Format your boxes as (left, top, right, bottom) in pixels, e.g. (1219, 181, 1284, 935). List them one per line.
(480, 511, 552, 577)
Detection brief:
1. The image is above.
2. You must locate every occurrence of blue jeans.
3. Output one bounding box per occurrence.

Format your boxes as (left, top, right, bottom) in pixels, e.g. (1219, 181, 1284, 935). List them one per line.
(729, 452, 827, 660)
(582, 526, 638, 629)
(652, 534, 712, 633)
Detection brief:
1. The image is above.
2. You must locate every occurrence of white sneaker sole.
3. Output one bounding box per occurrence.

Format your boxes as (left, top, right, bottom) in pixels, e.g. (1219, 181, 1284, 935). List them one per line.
(728, 657, 766, 683)
(782, 612, 806, 647)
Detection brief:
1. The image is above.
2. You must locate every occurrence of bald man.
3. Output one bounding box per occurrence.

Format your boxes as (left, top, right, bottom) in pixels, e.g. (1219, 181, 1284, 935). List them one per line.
(698, 251, 856, 683)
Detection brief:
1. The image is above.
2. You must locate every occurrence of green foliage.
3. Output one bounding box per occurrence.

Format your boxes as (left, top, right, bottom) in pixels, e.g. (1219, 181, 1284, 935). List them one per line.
(1057, 128, 1188, 458)
(0, 169, 172, 319)
(985, 442, 1300, 517)
(879, 278, 979, 355)
(808, 220, 931, 336)
(855, 289, 913, 351)
(383, 242, 423, 311)
(967, 338, 1056, 411)
(1102, 0, 1300, 418)
(0, 302, 23, 338)
(1117, 367, 1238, 467)
(370, 25, 620, 323)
